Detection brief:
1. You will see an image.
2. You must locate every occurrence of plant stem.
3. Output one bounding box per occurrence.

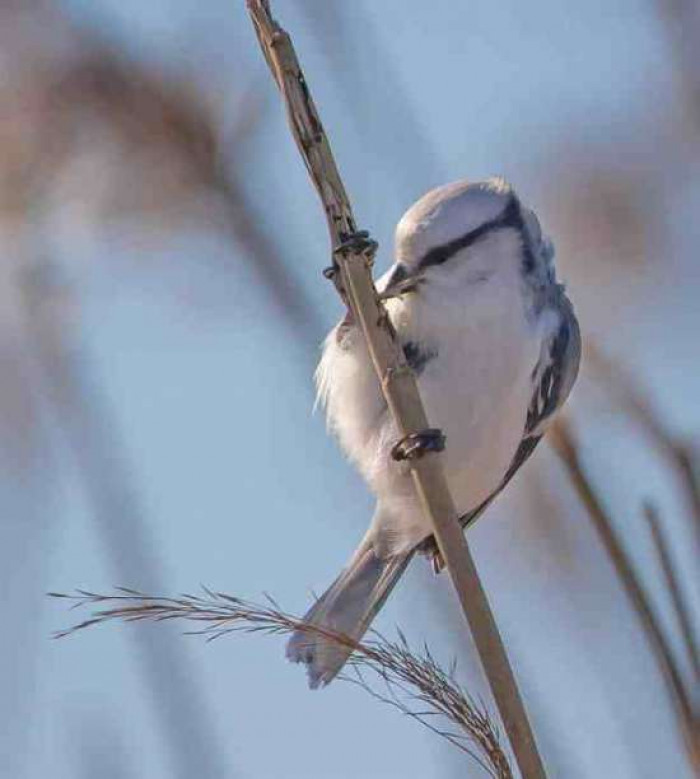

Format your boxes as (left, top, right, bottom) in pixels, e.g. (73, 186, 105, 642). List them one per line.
(644, 501, 700, 681)
(551, 419, 700, 773)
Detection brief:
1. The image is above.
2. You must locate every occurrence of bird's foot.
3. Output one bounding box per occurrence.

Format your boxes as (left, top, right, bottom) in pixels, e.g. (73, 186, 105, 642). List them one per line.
(431, 549, 445, 574)
(391, 428, 446, 462)
(324, 229, 378, 310)
(333, 230, 378, 261)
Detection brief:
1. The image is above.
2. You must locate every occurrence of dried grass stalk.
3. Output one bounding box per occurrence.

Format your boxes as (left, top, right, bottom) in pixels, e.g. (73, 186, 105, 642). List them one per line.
(245, 1, 545, 775)
(52, 588, 512, 779)
(550, 418, 700, 771)
(586, 343, 700, 561)
(644, 501, 700, 681)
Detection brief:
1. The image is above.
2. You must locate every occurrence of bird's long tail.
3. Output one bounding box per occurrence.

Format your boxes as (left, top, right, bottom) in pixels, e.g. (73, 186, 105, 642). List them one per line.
(286, 538, 414, 688)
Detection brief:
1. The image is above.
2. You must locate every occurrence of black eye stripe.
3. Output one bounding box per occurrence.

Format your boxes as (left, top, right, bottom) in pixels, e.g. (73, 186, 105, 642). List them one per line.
(418, 194, 525, 270)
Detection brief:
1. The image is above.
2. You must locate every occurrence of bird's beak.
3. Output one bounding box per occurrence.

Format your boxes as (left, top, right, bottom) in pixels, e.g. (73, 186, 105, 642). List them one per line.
(379, 265, 423, 300)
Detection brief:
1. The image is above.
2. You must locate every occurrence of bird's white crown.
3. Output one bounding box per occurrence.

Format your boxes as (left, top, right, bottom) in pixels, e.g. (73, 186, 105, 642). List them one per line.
(395, 177, 514, 266)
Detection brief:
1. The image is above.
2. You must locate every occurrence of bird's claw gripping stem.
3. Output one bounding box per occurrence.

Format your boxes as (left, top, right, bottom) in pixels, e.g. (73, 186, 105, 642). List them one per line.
(391, 428, 446, 462)
(333, 230, 378, 261)
(324, 229, 378, 305)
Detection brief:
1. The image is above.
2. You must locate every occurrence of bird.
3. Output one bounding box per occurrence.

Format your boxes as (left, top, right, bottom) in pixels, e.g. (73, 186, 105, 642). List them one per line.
(287, 177, 580, 688)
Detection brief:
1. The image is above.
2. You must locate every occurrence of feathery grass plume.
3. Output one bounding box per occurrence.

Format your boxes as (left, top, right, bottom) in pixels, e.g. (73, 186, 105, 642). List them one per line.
(246, 2, 545, 775)
(51, 588, 512, 779)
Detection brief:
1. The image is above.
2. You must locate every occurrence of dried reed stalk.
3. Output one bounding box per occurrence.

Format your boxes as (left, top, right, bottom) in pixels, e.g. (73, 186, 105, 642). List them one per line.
(586, 343, 700, 680)
(586, 343, 700, 562)
(19, 263, 233, 779)
(550, 418, 700, 772)
(644, 501, 700, 680)
(42, 39, 321, 340)
(245, 2, 546, 775)
(52, 588, 512, 779)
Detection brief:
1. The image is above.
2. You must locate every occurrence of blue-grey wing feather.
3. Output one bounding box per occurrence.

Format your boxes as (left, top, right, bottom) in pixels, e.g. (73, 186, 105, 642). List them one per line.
(525, 294, 580, 438)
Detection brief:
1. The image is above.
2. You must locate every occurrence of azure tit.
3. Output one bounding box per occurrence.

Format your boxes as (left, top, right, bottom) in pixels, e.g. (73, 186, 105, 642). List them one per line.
(287, 178, 580, 688)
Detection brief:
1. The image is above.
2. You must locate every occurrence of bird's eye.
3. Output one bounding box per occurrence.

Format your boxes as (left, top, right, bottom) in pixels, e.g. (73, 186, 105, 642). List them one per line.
(419, 245, 451, 269)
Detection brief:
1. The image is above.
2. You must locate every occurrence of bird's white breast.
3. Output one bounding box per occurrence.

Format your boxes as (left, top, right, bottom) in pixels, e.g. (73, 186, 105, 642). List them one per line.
(316, 239, 546, 555)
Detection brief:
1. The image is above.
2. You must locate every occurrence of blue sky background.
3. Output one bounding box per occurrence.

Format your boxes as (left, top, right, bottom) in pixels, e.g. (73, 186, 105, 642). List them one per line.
(4, 1, 699, 778)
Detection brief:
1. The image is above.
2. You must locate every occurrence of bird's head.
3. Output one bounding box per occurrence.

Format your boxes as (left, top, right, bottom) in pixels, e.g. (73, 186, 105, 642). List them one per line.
(379, 177, 555, 301)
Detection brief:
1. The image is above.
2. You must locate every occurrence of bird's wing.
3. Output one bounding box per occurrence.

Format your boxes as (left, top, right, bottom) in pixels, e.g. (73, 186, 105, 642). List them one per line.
(422, 296, 580, 565)
(462, 296, 581, 527)
(523, 294, 581, 439)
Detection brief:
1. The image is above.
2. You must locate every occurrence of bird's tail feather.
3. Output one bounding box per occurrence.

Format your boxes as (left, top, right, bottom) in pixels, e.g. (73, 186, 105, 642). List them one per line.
(286, 541, 413, 688)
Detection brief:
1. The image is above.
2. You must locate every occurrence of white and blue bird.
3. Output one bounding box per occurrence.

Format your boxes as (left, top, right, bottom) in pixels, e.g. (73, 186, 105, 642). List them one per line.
(287, 178, 580, 688)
